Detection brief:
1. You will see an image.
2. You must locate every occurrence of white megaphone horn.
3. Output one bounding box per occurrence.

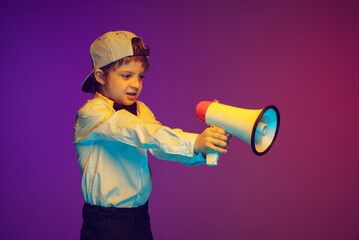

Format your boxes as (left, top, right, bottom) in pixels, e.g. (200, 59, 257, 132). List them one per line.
(196, 100, 280, 166)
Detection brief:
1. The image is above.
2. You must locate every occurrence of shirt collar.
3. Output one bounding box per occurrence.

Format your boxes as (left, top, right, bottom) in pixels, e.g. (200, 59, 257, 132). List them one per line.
(94, 92, 115, 107)
(94, 92, 137, 115)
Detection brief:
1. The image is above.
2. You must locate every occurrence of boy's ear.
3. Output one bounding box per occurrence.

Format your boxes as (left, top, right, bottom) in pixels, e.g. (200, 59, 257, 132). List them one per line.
(94, 69, 105, 85)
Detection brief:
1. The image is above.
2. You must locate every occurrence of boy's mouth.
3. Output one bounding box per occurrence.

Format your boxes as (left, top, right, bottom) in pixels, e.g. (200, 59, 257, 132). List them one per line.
(126, 92, 137, 100)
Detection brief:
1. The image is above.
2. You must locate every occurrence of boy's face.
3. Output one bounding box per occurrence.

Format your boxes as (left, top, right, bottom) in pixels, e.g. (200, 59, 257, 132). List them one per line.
(99, 61, 145, 106)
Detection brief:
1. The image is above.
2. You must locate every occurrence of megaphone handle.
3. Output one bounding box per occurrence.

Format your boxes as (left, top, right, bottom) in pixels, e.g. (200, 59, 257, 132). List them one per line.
(206, 151, 220, 166)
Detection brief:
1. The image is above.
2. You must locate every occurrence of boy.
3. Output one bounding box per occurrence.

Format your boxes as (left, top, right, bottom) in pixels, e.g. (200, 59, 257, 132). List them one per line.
(73, 31, 229, 240)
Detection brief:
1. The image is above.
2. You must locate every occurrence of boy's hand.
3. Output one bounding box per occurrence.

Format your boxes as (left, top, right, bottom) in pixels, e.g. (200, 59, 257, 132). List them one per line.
(194, 126, 231, 155)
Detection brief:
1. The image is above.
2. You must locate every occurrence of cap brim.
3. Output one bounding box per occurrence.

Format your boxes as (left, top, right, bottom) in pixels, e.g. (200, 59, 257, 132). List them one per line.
(82, 71, 95, 93)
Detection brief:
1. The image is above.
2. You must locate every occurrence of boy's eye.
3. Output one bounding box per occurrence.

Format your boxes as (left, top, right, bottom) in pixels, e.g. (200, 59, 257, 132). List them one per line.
(119, 73, 145, 80)
(121, 74, 131, 79)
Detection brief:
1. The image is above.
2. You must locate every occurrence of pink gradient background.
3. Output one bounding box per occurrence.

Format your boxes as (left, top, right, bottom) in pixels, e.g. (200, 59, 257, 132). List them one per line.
(1, 0, 358, 239)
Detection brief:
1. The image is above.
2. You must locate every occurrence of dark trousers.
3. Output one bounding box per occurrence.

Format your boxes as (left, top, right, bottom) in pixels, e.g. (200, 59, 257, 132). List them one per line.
(81, 202, 153, 240)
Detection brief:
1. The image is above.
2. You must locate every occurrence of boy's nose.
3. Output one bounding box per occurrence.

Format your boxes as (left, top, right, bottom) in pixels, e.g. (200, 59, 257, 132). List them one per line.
(130, 77, 141, 89)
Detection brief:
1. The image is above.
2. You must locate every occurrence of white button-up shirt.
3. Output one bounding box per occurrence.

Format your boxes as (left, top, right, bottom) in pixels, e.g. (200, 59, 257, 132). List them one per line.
(73, 93, 205, 208)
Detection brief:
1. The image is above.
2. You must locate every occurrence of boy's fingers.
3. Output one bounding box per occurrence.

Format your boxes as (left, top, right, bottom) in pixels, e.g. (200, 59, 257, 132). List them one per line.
(210, 138, 228, 149)
(212, 145, 228, 154)
(212, 132, 229, 142)
(210, 126, 227, 135)
(196, 127, 231, 155)
(206, 127, 229, 141)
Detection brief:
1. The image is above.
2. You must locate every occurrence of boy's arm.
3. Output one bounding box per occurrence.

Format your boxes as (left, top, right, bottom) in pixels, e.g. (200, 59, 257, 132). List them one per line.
(74, 102, 206, 165)
(137, 101, 205, 165)
(148, 132, 206, 166)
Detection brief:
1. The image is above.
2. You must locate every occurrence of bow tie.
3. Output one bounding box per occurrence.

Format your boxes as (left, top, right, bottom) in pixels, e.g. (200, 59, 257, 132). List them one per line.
(113, 102, 137, 116)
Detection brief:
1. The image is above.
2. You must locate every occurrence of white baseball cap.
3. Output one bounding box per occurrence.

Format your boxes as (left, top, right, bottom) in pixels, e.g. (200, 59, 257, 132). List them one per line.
(82, 31, 149, 93)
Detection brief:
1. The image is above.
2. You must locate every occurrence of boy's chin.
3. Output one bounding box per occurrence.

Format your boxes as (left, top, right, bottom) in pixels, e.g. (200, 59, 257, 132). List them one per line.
(116, 99, 136, 106)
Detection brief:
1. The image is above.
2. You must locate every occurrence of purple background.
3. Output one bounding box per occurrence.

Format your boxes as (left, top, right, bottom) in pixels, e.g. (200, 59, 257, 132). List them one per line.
(1, 0, 358, 239)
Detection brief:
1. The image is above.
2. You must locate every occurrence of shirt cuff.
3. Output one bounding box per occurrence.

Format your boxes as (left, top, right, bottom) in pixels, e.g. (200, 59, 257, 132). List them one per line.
(181, 132, 206, 165)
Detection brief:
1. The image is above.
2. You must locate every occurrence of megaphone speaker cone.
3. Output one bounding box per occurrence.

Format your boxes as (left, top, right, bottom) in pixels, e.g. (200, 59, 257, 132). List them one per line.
(251, 105, 280, 156)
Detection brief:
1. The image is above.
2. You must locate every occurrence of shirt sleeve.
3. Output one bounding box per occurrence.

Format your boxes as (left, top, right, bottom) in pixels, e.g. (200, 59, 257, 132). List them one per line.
(74, 100, 206, 166)
(136, 102, 206, 165)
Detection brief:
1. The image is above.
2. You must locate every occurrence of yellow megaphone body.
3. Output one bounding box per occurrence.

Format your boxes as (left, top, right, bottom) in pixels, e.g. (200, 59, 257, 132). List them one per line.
(196, 101, 280, 165)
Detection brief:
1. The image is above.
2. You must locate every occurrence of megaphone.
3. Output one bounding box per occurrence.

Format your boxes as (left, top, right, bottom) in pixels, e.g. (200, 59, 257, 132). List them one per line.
(196, 100, 280, 165)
